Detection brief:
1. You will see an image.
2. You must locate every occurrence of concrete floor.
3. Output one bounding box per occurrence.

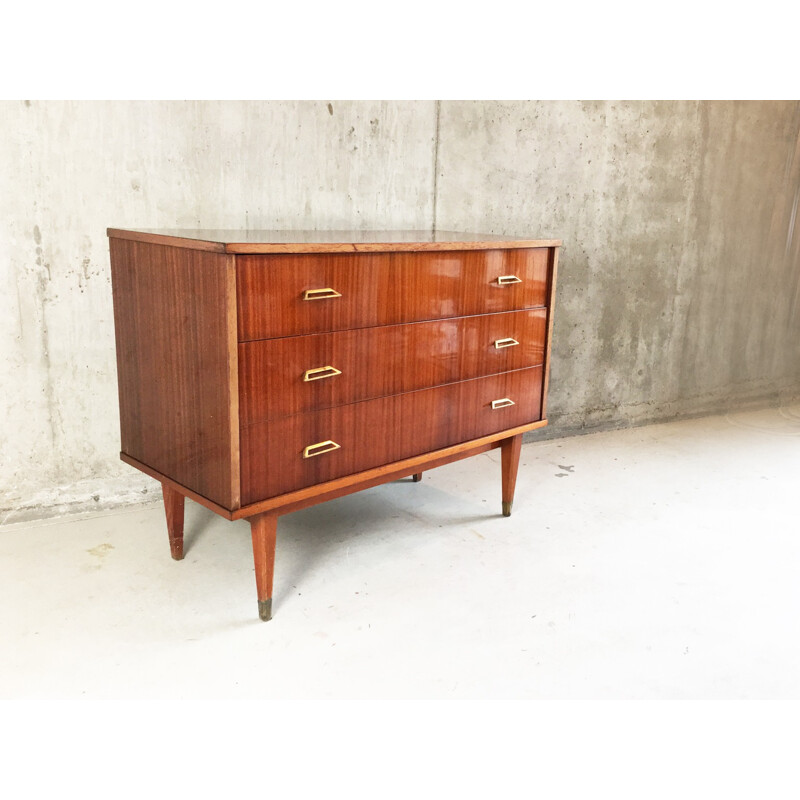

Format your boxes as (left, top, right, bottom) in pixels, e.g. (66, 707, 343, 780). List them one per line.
(2, 403, 799, 699)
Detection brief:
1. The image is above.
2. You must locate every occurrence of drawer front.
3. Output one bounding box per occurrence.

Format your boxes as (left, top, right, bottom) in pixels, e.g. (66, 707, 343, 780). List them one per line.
(241, 366, 543, 504)
(237, 248, 549, 340)
(239, 309, 547, 424)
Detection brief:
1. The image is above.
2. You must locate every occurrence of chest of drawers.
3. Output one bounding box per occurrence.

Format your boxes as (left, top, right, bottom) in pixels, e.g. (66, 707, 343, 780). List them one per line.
(108, 229, 560, 621)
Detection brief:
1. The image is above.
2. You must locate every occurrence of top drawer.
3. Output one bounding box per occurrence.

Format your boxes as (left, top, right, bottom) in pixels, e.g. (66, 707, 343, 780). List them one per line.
(236, 248, 550, 341)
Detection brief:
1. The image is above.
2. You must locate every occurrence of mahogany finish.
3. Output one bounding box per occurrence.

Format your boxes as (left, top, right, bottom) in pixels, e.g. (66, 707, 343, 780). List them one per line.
(119, 419, 547, 522)
(107, 229, 560, 621)
(239, 309, 546, 424)
(109, 238, 239, 508)
(232, 420, 547, 520)
(236, 248, 549, 340)
(241, 366, 543, 504)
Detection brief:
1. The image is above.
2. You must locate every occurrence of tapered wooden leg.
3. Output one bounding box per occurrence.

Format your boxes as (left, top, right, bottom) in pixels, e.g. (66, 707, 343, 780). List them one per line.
(161, 483, 185, 560)
(250, 512, 278, 621)
(500, 434, 523, 517)
(412, 472, 422, 482)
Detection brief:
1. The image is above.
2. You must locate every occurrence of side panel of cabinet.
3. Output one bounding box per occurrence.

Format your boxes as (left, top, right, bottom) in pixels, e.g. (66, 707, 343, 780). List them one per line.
(540, 246, 560, 419)
(109, 238, 240, 509)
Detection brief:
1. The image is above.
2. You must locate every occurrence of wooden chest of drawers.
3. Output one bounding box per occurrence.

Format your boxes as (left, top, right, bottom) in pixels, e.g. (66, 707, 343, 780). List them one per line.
(108, 229, 560, 620)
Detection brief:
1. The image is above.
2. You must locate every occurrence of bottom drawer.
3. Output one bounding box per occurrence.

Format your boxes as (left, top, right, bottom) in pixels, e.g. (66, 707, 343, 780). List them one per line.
(241, 366, 543, 504)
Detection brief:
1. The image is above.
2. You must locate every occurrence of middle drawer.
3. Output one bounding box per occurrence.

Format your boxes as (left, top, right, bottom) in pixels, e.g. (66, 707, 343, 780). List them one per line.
(239, 308, 547, 424)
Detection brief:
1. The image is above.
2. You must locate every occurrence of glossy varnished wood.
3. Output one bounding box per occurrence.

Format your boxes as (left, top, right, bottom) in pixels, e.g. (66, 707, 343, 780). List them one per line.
(121, 452, 235, 519)
(239, 309, 547, 424)
(236, 248, 550, 340)
(235, 421, 548, 519)
(108, 227, 561, 254)
(241, 366, 543, 504)
(122, 419, 548, 523)
(108, 228, 561, 622)
(240, 440, 503, 519)
(109, 237, 239, 509)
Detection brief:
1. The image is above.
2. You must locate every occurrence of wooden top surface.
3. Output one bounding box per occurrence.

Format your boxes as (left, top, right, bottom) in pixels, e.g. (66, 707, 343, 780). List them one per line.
(107, 228, 562, 254)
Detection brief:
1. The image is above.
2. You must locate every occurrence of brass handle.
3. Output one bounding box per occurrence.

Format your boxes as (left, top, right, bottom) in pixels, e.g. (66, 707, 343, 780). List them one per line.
(302, 440, 341, 459)
(494, 337, 519, 349)
(303, 366, 342, 382)
(491, 398, 515, 409)
(496, 275, 522, 286)
(303, 288, 342, 300)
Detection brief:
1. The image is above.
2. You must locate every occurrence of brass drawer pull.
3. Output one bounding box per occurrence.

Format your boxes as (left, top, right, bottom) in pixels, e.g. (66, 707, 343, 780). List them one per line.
(303, 365, 342, 382)
(494, 337, 519, 349)
(303, 440, 341, 459)
(496, 274, 522, 286)
(303, 288, 342, 300)
(491, 398, 515, 410)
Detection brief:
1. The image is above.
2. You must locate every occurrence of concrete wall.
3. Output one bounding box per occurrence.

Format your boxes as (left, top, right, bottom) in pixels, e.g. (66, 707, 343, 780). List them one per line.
(2, 100, 799, 521)
(436, 101, 800, 434)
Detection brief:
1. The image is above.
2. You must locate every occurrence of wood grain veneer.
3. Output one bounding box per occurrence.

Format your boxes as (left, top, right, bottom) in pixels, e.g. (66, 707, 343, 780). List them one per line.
(236, 248, 549, 340)
(239, 308, 547, 424)
(120, 420, 548, 522)
(241, 366, 543, 504)
(107, 228, 560, 621)
(109, 238, 239, 509)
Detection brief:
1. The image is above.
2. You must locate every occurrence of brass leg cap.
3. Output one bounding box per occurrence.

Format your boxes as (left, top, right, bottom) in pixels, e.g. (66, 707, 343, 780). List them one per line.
(258, 599, 273, 621)
(502, 501, 512, 517)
